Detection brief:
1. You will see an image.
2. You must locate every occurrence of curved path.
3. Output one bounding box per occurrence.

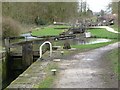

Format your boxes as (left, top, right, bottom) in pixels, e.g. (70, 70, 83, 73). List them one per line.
(55, 42, 119, 88)
(90, 26, 119, 34)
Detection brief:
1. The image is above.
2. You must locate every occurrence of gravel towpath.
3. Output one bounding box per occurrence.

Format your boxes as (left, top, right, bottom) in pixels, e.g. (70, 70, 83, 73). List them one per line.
(55, 42, 119, 88)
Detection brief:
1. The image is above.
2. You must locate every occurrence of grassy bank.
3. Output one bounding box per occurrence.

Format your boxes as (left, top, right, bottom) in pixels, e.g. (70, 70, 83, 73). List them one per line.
(0, 59, 2, 80)
(88, 28, 118, 39)
(111, 25, 119, 32)
(32, 27, 64, 36)
(106, 48, 120, 80)
(31, 25, 70, 36)
(71, 40, 117, 51)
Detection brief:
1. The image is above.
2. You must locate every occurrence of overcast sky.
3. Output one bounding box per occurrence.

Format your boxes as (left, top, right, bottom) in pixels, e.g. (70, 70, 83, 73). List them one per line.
(86, 0, 112, 12)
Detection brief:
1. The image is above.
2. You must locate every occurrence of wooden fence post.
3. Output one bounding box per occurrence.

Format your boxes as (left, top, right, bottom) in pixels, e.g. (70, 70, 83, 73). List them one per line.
(4, 38, 10, 53)
(22, 42, 33, 69)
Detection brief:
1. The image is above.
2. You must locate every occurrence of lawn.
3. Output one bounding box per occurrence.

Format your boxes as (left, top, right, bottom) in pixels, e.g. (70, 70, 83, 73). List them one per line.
(31, 25, 71, 36)
(0, 60, 1, 90)
(106, 48, 120, 80)
(71, 40, 117, 51)
(111, 25, 119, 32)
(88, 28, 118, 39)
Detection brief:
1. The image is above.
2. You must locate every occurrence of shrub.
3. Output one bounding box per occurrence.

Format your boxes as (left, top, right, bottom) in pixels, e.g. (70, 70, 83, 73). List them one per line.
(35, 16, 47, 26)
(2, 17, 21, 38)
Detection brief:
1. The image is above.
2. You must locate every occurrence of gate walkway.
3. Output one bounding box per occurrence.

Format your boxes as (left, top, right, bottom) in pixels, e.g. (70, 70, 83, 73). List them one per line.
(6, 49, 64, 88)
(7, 59, 49, 88)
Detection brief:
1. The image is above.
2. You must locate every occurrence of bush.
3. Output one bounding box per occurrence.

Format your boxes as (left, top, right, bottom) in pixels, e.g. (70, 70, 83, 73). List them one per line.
(2, 17, 21, 38)
(35, 16, 47, 26)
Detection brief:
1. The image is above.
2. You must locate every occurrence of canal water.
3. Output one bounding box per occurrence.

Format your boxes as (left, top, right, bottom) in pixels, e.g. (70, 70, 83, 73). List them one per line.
(20, 33, 111, 51)
(53, 38, 111, 46)
(21, 33, 111, 44)
(21, 33, 38, 41)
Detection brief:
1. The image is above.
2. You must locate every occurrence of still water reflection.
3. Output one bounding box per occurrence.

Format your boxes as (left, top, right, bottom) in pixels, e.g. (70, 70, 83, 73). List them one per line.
(18, 33, 112, 51)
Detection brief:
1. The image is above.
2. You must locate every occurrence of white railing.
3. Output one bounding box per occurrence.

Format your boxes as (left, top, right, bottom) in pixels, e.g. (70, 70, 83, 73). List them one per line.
(39, 41, 52, 58)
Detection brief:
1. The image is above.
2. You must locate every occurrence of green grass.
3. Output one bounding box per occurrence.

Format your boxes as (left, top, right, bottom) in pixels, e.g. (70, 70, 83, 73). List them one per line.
(32, 25, 70, 36)
(0, 59, 2, 76)
(71, 41, 117, 51)
(88, 28, 118, 39)
(111, 25, 118, 31)
(106, 48, 120, 80)
(34, 62, 59, 88)
(111, 25, 119, 32)
(32, 27, 63, 36)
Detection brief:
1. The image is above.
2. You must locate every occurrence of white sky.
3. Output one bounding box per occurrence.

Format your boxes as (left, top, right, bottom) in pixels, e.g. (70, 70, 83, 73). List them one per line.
(86, 0, 112, 12)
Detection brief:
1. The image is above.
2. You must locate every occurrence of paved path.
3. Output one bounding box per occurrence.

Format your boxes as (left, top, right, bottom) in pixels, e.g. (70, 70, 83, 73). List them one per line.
(55, 42, 119, 88)
(90, 26, 119, 34)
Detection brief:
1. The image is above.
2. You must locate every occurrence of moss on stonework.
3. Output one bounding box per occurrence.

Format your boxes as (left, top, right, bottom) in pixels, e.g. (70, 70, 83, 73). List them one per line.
(34, 62, 59, 88)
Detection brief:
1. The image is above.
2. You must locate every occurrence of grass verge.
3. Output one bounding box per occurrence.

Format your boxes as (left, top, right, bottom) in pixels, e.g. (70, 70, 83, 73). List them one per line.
(71, 40, 117, 51)
(111, 25, 119, 32)
(106, 48, 120, 80)
(88, 28, 118, 39)
(31, 25, 70, 36)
